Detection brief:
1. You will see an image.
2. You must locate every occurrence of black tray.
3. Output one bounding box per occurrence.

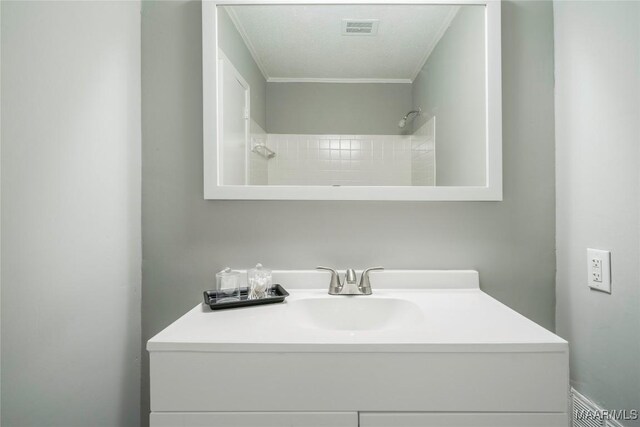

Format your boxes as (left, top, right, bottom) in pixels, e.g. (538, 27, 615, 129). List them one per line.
(203, 284, 289, 310)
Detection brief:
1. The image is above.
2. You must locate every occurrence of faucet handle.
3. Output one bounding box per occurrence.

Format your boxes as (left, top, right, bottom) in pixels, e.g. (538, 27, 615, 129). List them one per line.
(316, 266, 342, 294)
(359, 267, 384, 295)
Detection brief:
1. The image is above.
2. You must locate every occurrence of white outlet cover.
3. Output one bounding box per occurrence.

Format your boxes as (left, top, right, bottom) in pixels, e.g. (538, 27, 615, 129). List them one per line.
(587, 248, 611, 293)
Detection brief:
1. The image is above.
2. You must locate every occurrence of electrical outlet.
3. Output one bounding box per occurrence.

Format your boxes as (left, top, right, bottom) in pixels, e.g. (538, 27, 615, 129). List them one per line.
(587, 248, 611, 293)
(591, 258, 602, 282)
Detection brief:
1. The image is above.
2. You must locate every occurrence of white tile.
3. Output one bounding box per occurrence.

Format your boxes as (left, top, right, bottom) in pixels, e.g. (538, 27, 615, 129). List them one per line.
(265, 133, 416, 186)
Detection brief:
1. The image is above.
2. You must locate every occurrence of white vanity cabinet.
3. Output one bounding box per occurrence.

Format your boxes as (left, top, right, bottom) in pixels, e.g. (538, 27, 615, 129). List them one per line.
(151, 411, 568, 427)
(148, 270, 569, 427)
(359, 413, 569, 426)
(150, 412, 358, 427)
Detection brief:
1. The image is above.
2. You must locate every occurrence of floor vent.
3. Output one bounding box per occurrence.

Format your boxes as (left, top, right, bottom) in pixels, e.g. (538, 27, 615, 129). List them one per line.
(572, 388, 624, 427)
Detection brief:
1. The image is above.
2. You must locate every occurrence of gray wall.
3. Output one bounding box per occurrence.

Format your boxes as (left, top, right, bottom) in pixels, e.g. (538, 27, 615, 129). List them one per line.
(1, 1, 141, 426)
(266, 82, 412, 135)
(141, 1, 556, 424)
(412, 6, 486, 186)
(1, 3, 3, 422)
(554, 1, 640, 422)
(218, 7, 267, 130)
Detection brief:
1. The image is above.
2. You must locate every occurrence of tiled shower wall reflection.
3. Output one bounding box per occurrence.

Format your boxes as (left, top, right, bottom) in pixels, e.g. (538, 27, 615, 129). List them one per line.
(267, 134, 413, 186)
(248, 120, 435, 186)
(411, 118, 436, 186)
(249, 119, 268, 185)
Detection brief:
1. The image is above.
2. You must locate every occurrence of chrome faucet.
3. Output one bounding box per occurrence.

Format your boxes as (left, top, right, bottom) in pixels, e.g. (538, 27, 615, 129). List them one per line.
(316, 266, 384, 295)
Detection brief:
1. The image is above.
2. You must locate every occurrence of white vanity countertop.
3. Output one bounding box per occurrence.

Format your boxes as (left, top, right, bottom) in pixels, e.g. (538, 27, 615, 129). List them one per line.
(147, 271, 567, 353)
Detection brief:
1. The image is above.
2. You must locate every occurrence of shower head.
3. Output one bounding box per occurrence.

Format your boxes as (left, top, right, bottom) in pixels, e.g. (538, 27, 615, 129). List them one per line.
(398, 108, 422, 128)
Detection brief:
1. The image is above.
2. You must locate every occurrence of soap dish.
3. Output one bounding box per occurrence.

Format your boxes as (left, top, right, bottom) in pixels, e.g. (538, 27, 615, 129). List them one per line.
(203, 284, 289, 310)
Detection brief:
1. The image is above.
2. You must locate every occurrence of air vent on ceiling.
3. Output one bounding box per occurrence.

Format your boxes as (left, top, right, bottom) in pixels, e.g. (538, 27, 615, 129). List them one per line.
(342, 19, 379, 36)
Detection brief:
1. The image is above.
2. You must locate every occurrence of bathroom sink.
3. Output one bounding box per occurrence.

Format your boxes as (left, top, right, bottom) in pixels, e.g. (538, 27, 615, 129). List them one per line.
(289, 297, 424, 331)
(149, 270, 569, 424)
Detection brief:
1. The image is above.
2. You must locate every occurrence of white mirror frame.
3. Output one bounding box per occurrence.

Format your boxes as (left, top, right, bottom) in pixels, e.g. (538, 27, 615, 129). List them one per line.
(203, 0, 502, 201)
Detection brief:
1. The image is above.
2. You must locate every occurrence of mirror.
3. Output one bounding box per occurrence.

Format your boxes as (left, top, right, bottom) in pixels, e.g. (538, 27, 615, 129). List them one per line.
(203, 1, 502, 200)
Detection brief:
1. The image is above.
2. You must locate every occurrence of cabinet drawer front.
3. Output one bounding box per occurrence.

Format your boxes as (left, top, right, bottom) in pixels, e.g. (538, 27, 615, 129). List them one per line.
(359, 412, 568, 427)
(150, 351, 568, 413)
(150, 412, 358, 427)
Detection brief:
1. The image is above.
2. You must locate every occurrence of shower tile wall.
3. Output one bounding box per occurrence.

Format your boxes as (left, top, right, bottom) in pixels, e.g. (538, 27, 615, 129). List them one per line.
(249, 119, 268, 185)
(411, 118, 436, 186)
(267, 134, 413, 186)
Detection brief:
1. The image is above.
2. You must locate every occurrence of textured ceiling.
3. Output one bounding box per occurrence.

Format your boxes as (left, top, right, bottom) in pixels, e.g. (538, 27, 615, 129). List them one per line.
(224, 4, 463, 82)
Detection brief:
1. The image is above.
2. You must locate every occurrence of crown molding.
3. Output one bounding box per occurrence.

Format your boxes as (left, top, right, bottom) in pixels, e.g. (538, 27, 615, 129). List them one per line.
(410, 6, 460, 82)
(267, 77, 412, 84)
(224, 6, 270, 81)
